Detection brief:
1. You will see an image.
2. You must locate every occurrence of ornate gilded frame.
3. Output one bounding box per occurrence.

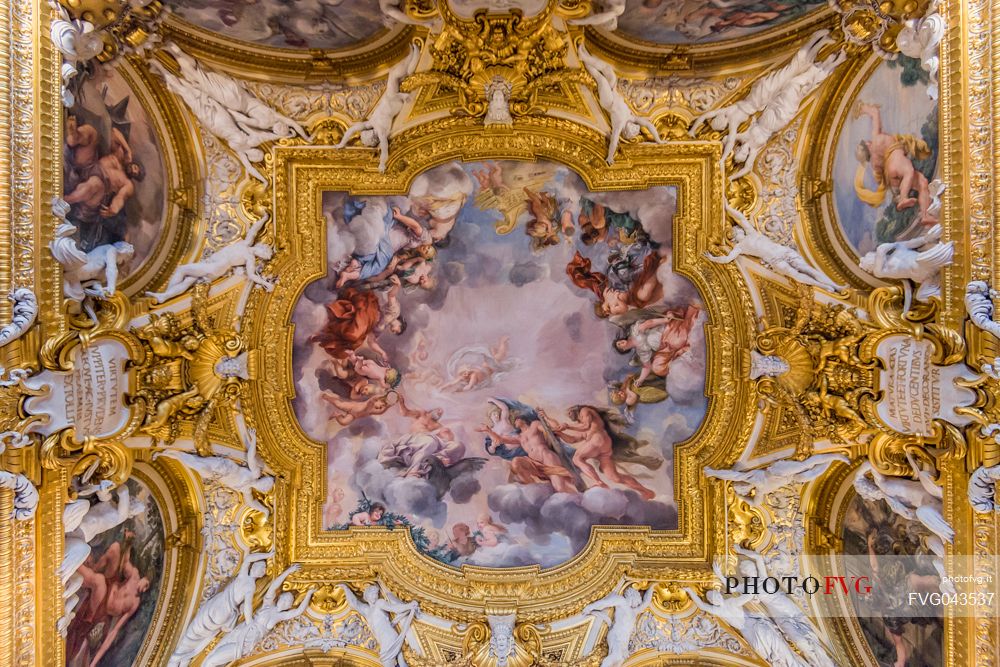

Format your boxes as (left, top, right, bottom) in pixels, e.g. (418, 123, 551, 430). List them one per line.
(239, 117, 758, 621)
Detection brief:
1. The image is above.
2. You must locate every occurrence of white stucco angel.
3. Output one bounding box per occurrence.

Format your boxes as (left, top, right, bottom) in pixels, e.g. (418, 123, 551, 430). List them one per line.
(0, 472, 38, 521)
(335, 43, 421, 173)
(152, 44, 309, 182)
(147, 213, 274, 303)
(684, 587, 808, 667)
(690, 31, 839, 160)
(168, 548, 275, 667)
(155, 428, 274, 517)
(727, 45, 844, 179)
(577, 44, 665, 165)
(339, 582, 419, 667)
(706, 203, 845, 292)
(0, 288, 37, 349)
(60, 483, 146, 581)
(853, 458, 954, 545)
(582, 583, 655, 667)
(568, 0, 626, 31)
(200, 564, 314, 667)
(721, 545, 836, 667)
(896, 2, 944, 100)
(859, 223, 953, 311)
(49, 2, 105, 105)
(965, 280, 1000, 339)
(705, 452, 850, 506)
(50, 212, 135, 319)
(969, 464, 1000, 513)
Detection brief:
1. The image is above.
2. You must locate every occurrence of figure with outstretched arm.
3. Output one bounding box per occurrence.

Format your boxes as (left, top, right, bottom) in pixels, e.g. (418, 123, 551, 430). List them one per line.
(335, 44, 421, 172)
(577, 44, 665, 165)
(339, 583, 418, 667)
(582, 584, 655, 667)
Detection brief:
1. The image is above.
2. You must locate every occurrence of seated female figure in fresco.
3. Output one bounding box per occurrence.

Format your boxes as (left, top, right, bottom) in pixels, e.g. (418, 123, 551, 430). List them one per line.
(614, 305, 702, 385)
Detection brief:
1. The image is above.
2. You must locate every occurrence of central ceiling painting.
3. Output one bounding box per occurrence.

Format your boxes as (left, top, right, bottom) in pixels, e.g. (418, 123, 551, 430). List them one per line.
(291, 160, 706, 568)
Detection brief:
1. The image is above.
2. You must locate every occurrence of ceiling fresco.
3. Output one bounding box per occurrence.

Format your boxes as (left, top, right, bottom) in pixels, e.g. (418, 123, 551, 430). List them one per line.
(164, 0, 388, 49)
(1, 1, 998, 667)
(614, 0, 826, 44)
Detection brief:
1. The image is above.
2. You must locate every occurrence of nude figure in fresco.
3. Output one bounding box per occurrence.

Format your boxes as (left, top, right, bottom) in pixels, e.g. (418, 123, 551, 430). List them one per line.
(542, 405, 661, 499)
(478, 414, 580, 494)
(854, 102, 938, 228)
(321, 391, 396, 425)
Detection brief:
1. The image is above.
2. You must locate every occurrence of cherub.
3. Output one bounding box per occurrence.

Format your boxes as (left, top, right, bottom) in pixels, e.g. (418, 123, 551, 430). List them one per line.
(442, 336, 512, 392)
(351, 502, 387, 526)
(523, 187, 574, 251)
(472, 162, 506, 194)
(321, 390, 396, 426)
(474, 513, 508, 547)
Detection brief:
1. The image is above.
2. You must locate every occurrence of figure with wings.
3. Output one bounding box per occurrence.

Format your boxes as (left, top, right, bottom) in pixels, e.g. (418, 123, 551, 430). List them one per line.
(478, 398, 584, 494)
(441, 336, 516, 393)
(542, 405, 662, 499)
(523, 187, 575, 251)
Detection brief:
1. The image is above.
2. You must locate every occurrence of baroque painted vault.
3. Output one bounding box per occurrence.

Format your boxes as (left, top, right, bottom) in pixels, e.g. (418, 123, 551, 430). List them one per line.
(1, 0, 999, 665)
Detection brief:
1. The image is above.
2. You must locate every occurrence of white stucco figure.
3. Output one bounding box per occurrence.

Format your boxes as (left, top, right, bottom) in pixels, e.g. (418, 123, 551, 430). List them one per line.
(0, 288, 38, 348)
(727, 39, 845, 179)
(965, 280, 1000, 339)
(152, 44, 309, 182)
(854, 459, 954, 545)
(335, 43, 421, 173)
(50, 216, 134, 318)
(200, 564, 314, 667)
(568, 0, 626, 31)
(0, 472, 38, 520)
(684, 587, 808, 667)
(706, 203, 845, 292)
(896, 4, 945, 100)
(50, 5, 104, 105)
(859, 224, 953, 310)
(583, 584, 654, 667)
(59, 484, 146, 581)
(339, 582, 419, 667)
(705, 453, 850, 506)
(691, 29, 843, 176)
(969, 464, 1000, 513)
(722, 546, 836, 667)
(155, 429, 274, 517)
(147, 213, 274, 303)
(168, 549, 275, 667)
(577, 44, 665, 165)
